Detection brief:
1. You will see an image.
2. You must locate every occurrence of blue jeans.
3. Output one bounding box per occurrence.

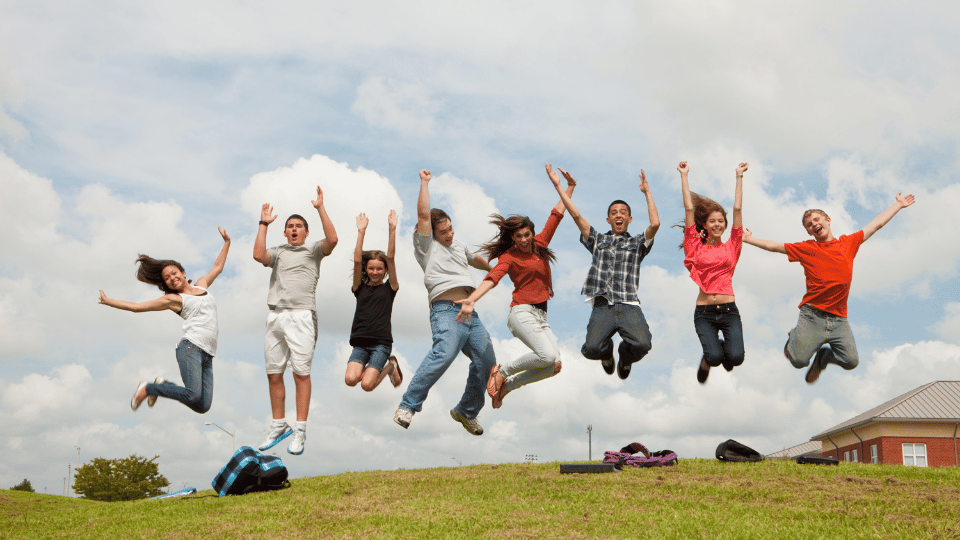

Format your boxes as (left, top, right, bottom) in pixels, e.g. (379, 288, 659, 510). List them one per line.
(786, 304, 859, 370)
(146, 339, 214, 414)
(399, 301, 497, 419)
(502, 304, 560, 392)
(693, 302, 745, 369)
(581, 298, 652, 365)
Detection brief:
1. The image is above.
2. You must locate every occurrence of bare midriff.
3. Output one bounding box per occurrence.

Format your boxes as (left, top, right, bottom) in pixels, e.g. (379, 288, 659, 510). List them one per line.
(433, 286, 474, 303)
(696, 291, 735, 305)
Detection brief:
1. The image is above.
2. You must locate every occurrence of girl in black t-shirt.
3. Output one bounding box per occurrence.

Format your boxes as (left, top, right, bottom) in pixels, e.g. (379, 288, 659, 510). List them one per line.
(345, 210, 402, 391)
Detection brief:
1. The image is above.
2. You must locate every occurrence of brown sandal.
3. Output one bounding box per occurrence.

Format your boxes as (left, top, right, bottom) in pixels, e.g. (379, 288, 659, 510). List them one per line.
(388, 356, 403, 388)
(486, 365, 504, 398)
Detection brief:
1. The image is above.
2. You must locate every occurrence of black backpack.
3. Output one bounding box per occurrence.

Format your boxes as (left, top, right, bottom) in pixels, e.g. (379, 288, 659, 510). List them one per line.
(212, 446, 291, 496)
(715, 439, 763, 462)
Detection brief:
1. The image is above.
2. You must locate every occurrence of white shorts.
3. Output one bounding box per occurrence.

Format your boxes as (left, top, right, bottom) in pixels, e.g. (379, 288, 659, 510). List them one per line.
(264, 308, 318, 376)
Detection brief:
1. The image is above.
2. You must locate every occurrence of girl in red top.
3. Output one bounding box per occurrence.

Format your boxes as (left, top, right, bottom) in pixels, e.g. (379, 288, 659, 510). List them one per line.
(455, 164, 575, 408)
(678, 161, 748, 384)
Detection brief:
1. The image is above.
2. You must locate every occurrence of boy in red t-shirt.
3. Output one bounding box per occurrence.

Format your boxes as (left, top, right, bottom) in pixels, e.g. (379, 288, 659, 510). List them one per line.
(743, 192, 915, 384)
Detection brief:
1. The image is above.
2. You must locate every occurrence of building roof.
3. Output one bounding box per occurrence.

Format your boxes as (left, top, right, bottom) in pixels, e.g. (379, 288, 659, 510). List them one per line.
(766, 440, 822, 459)
(811, 381, 960, 440)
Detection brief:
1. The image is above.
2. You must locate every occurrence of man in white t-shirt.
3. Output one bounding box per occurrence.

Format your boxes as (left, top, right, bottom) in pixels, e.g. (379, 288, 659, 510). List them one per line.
(253, 186, 338, 455)
(393, 169, 497, 435)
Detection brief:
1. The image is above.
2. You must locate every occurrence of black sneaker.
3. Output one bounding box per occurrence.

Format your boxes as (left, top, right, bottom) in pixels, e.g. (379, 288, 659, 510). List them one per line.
(601, 357, 615, 375)
(697, 357, 710, 384)
(616, 358, 632, 380)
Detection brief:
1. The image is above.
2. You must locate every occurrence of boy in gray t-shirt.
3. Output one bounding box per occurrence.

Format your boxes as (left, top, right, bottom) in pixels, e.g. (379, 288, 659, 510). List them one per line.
(253, 186, 338, 455)
(393, 169, 497, 436)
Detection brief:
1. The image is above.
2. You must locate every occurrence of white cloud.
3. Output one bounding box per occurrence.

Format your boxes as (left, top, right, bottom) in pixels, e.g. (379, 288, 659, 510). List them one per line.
(352, 77, 441, 136)
(935, 302, 960, 341)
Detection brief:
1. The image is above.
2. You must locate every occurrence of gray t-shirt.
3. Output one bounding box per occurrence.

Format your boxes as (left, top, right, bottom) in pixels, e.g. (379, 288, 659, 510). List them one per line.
(266, 242, 326, 310)
(413, 232, 476, 303)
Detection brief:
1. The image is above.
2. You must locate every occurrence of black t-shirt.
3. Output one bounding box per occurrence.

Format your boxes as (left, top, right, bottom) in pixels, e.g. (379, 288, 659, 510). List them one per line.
(350, 282, 398, 347)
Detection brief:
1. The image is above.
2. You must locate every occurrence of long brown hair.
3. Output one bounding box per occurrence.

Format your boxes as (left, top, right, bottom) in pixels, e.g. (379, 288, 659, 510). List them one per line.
(136, 255, 189, 293)
(676, 193, 728, 248)
(479, 214, 556, 264)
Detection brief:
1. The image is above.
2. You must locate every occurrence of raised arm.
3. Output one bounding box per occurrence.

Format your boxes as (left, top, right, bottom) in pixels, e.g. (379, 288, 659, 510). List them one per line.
(678, 161, 694, 228)
(639, 169, 660, 240)
(861, 192, 915, 243)
(733, 163, 747, 229)
(386, 209, 399, 291)
(98, 290, 182, 313)
(742, 228, 786, 254)
(195, 227, 231, 289)
(453, 279, 496, 323)
(416, 169, 432, 236)
(313, 186, 338, 256)
(253, 203, 277, 266)
(352, 213, 368, 292)
(546, 164, 591, 240)
(551, 168, 576, 216)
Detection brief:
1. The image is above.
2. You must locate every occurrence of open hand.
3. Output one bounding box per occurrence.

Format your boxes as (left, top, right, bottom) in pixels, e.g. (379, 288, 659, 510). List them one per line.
(312, 186, 324, 209)
(388, 209, 398, 230)
(356, 213, 368, 231)
(896, 192, 916, 209)
(639, 169, 650, 193)
(260, 203, 277, 224)
(219, 227, 230, 242)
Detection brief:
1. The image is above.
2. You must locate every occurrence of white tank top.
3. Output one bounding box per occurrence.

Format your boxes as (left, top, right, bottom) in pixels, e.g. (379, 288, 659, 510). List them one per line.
(180, 287, 218, 356)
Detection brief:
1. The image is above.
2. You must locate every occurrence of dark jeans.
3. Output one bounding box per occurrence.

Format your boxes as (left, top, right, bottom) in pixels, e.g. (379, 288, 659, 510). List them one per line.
(693, 302, 745, 370)
(146, 339, 214, 414)
(582, 298, 652, 365)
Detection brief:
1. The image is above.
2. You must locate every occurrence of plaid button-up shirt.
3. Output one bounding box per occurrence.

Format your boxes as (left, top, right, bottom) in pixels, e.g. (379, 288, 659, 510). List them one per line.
(580, 226, 653, 304)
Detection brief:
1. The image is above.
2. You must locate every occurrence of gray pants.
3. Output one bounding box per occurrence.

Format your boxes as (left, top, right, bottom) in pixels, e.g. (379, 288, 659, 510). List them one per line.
(786, 304, 859, 370)
(501, 304, 561, 393)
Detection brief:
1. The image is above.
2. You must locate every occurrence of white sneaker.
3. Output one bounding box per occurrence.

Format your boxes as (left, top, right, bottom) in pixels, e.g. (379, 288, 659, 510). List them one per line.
(259, 422, 293, 451)
(147, 377, 165, 407)
(393, 407, 413, 429)
(450, 409, 483, 436)
(287, 429, 305, 455)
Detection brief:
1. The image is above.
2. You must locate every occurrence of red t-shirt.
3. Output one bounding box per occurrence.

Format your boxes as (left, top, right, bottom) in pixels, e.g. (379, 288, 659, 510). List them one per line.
(683, 225, 743, 296)
(484, 209, 563, 307)
(784, 230, 864, 317)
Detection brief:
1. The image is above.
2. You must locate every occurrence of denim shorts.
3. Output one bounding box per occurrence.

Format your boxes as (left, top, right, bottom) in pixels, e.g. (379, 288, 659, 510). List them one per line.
(348, 344, 392, 372)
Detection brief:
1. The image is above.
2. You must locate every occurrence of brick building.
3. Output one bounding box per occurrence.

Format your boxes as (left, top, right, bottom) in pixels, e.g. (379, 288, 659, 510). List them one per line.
(810, 381, 960, 467)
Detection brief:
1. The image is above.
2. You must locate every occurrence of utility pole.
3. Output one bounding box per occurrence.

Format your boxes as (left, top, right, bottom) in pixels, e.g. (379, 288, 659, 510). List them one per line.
(68, 465, 71, 497)
(587, 425, 593, 461)
(74, 446, 80, 496)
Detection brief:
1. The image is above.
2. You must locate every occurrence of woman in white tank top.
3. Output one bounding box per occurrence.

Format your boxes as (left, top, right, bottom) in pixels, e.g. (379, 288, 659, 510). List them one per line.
(99, 227, 231, 413)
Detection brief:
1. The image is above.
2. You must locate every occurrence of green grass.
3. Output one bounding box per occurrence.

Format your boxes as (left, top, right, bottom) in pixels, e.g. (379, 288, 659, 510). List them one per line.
(3, 459, 959, 539)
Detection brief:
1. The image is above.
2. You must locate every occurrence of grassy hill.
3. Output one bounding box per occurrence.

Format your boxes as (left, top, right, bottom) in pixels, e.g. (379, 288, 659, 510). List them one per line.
(2, 459, 959, 539)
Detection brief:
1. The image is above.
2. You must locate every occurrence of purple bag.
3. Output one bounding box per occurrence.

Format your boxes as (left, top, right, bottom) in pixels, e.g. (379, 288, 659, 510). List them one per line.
(602, 442, 678, 469)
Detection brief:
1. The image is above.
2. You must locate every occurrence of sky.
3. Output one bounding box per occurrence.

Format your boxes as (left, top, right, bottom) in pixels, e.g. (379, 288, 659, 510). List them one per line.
(1, 0, 959, 495)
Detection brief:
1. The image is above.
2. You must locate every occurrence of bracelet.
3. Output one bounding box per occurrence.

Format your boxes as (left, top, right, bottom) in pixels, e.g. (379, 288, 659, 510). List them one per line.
(259, 220, 269, 226)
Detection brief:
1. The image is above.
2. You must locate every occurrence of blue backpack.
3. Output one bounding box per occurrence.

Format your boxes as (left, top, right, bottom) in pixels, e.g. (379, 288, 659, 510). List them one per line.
(212, 446, 290, 496)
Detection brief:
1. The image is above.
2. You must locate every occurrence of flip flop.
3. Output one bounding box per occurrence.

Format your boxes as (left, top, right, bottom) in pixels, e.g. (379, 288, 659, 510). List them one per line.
(486, 365, 503, 398)
(388, 356, 403, 387)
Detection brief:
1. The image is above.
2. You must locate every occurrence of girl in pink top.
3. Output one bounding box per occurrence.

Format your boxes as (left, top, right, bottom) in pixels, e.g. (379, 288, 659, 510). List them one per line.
(455, 164, 575, 408)
(678, 162, 747, 384)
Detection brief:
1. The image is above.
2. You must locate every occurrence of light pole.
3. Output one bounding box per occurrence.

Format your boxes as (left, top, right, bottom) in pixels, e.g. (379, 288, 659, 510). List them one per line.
(587, 425, 593, 461)
(73, 446, 80, 496)
(204, 422, 235, 452)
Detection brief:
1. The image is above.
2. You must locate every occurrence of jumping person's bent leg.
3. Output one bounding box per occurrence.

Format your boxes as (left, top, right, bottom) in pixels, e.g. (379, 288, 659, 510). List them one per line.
(502, 305, 560, 393)
(615, 304, 653, 365)
(582, 299, 617, 361)
(694, 306, 725, 368)
(359, 345, 393, 392)
(822, 317, 859, 371)
(716, 303, 745, 369)
(785, 305, 829, 369)
(147, 340, 210, 413)
(458, 311, 497, 419)
(399, 302, 469, 414)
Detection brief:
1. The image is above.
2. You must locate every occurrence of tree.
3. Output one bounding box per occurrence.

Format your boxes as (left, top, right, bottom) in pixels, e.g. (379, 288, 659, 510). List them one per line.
(10, 479, 35, 492)
(73, 455, 170, 501)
